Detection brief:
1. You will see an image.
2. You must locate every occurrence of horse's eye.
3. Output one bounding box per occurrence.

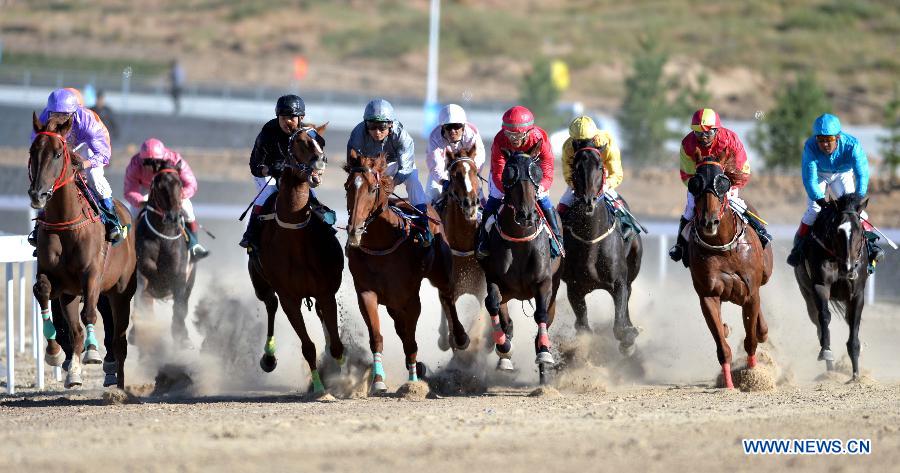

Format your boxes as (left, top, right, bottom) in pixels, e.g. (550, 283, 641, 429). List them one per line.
(54, 152, 61, 160)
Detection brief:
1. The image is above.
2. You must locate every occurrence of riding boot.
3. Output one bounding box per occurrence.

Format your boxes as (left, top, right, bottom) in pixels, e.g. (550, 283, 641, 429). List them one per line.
(309, 195, 337, 227)
(865, 231, 884, 273)
(413, 204, 433, 248)
(475, 217, 490, 260)
(668, 217, 690, 262)
(786, 223, 811, 267)
(745, 215, 773, 248)
(100, 198, 124, 246)
(540, 202, 564, 258)
(185, 221, 210, 260)
(239, 206, 263, 252)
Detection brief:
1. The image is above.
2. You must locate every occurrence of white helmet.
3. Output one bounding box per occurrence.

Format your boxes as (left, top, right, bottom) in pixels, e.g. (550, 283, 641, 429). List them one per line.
(438, 104, 467, 127)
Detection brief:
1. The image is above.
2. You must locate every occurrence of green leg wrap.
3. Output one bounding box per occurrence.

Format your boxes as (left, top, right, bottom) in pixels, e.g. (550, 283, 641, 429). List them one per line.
(42, 311, 56, 340)
(264, 336, 276, 356)
(311, 370, 325, 393)
(83, 323, 99, 349)
(407, 364, 418, 382)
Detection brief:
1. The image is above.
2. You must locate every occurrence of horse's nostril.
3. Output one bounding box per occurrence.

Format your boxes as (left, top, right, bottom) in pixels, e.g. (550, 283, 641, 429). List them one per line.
(713, 219, 720, 226)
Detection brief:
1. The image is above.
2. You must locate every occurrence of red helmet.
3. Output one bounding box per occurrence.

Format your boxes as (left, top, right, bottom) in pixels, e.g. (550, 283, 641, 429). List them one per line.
(690, 108, 722, 132)
(501, 106, 535, 133)
(140, 138, 167, 160)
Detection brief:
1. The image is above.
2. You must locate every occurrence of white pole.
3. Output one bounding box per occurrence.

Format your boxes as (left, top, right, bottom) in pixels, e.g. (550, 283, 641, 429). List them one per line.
(33, 297, 43, 390)
(6, 262, 15, 394)
(18, 262, 25, 353)
(866, 272, 875, 305)
(425, 0, 440, 107)
(658, 235, 668, 283)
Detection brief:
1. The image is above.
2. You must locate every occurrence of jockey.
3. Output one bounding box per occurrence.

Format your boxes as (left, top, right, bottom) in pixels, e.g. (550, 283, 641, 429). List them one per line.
(475, 105, 562, 259)
(786, 113, 884, 269)
(123, 138, 209, 259)
(669, 108, 771, 262)
(29, 88, 123, 245)
(557, 116, 638, 238)
(240, 94, 333, 251)
(347, 98, 432, 246)
(425, 103, 486, 209)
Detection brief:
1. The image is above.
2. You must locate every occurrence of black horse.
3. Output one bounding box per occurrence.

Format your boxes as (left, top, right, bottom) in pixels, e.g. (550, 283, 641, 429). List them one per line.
(562, 147, 643, 356)
(794, 193, 871, 381)
(479, 142, 562, 385)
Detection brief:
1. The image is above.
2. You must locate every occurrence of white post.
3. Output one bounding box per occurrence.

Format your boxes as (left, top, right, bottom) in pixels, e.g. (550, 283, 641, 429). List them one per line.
(658, 235, 668, 283)
(18, 262, 25, 353)
(6, 262, 15, 394)
(866, 272, 875, 305)
(425, 0, 441, 107)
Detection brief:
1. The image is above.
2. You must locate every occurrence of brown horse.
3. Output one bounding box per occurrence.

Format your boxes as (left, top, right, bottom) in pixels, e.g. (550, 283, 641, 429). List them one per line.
(29, 112, 137, 389)
(435, 145, 487, 352)
(134, 160, 196, 347)
(686, 155, 772, 388)
(344, 150, 469, 394)
(248, 124, 345, 394)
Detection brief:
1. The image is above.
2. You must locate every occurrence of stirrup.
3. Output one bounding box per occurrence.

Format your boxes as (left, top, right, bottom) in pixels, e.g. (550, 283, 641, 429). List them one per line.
(27, 230, 37, 247)
(668, 244, 683, 262)
(191, 244, 210, 260)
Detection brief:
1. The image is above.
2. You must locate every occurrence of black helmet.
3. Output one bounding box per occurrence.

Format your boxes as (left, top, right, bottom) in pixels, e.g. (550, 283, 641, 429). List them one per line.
(275, 94, 305, 117)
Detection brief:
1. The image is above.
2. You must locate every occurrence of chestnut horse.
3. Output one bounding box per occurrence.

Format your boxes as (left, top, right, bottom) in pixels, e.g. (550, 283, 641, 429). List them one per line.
(435, 145, 487, 352)
(562, 147, 643, 356)
(479, 144, 562, 385)
(344, 150, 469, 394)
(686, 156, 772, 388)
(248, 124, 345, 394)
(29, 113, 137, 389)
(794, 193, 870, 380)
(134, 160, 196, 347)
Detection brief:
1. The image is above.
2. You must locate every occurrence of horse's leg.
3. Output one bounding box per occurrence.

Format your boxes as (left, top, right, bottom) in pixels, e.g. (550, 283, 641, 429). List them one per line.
(33, 274, 65, 366)
(98, 295, 118, 387)
(612, 280, 640, 356)
(79, 270, 104, 365)
(846, 294, 864, 381)
(567, 285, 591, 333)
(698, 296, 733, 388)
(430, 242, 470, 351)
(108, 285, 134, 390)
(357, 290, 386, 394)
(533, 280, 554, 371)
(392, 297, 422, 382)
(315, 296, 346, 369)
(281, 297, 324, 394)
(485, 281, 513, 371)
(437, 305, 451, 351)
(812, 284, 835, 370)
(741, 292, 761, 369)
(249, 265, 279, 373)
(170, 267, 195, 349)
(60, 294, 84, 388)
(439, 292, 470, 351)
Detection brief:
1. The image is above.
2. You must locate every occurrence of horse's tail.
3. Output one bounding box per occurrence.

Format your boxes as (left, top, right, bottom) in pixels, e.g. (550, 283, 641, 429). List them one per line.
(829, 300, 847, 322)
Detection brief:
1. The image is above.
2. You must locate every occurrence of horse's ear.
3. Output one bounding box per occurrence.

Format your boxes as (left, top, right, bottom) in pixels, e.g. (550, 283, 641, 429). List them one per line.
(374, 152, 388, 172)
(348, 148, 359, 165)
(444, 145, 455, 160)
(527, 139, 543, 160)
(501, 148, 511, 160)
(316, 121, 328, 135)
(860, 196, 869, 212)
(32, 111, 44, 132)
(55, 114, 73, 137)
(466, 143, 477, 157)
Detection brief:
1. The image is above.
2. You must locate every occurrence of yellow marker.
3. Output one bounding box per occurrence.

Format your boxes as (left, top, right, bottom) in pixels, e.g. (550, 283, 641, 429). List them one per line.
(745, 209, 768, 225)
(551, 60, 570, 92)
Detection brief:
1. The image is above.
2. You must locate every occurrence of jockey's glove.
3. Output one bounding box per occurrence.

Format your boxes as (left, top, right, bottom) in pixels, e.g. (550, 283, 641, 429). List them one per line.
(815, 198, 828, 208)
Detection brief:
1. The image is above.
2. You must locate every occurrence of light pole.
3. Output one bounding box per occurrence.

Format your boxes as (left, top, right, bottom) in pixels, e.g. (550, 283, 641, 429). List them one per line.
(423, 0, 441, 137)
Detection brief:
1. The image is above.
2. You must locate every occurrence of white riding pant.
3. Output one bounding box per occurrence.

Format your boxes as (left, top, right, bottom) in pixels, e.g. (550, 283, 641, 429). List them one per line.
(682, 188, 745, 220)
(127, 196, 195, 222)
(488, 179, 550, 200)
(801, 170, 868, 225)
(386, 161, 427, 207)
(559, 186, 618, 207)
(253, 176, 278, 206)
(85, 166, 113, 200)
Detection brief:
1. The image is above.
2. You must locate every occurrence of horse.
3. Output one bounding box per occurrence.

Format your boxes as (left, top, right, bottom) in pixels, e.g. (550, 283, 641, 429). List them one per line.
(28, 112, 137, 389)
(248, 123, 345, 394)
(793, 193, 870, 381)
(562, 147, 643, 356)
(478, 143, 562, 385)
(344, 150, 469, 394)
(435, 145, 487, 352)
(134, 159, 196, 347)
(685, 154, 772, 388)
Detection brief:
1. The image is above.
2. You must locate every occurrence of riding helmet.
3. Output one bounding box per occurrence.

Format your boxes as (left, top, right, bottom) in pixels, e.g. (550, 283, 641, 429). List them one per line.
(568, 116, 599, 140)
(813, 113, 841, 136)
(140, 138, 168, 160)
(46, 88, 81, 114)
(690, 108, 722, 132)
(501, 106, 535, 132)
(275, 94, 305, 117)
(438, 104, 467, 126)
(364, 99, 396, 122)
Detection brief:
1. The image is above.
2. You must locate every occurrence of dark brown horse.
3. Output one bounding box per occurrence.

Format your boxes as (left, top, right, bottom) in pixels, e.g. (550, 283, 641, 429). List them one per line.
(435, 145, 487, 352)
(134, 160, 196, 347)
(248, 124, 345, 394)
(686, 155, 772, 388)
(29, 113, 137, 389)
(794, 193, 870, 380)
(344, 150, 469, 394)
(562, 147, 643, 356)
(479, 144, 562, 384)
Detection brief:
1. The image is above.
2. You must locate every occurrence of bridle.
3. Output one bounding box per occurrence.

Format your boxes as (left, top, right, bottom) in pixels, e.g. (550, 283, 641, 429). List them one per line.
(347, 165, 386, 236)
(282, 127, 327, 179)
(30, 131, 101, 230)
(689, 161, 742, 251)
(30, 131, 77, 197)
(446, 156, 478, 209)
(573, 147, 606, 208)
(811, 206, 866, 278)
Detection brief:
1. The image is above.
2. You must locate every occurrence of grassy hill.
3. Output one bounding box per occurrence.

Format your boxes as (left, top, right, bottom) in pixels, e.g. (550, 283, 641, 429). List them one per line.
(1, 0, 897, 121)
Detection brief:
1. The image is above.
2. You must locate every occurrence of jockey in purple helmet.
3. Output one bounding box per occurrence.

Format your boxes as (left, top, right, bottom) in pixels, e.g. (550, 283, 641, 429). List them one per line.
(30, 88, 123, 245)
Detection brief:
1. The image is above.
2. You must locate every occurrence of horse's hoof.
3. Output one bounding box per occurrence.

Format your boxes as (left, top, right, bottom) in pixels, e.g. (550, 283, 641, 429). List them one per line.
(260, 354, 277, 373)
(535, 351, 555, 365)
(825, 360, 835, 372)
(818, 349, 834, 362)
(83, 347, 103, 364)
(496, 358, 515, 372)
(619, 342, 636, 358)
(416, 362, 427, 380)
(103, 373, 118, 388)
(46, 348, 65, 367)
(451, 332, 471, 351)
(65, 370, 82, 389)
(371, 381, 388, 395)
(437, 335, 451, 352)
(102, 360, 117, 375)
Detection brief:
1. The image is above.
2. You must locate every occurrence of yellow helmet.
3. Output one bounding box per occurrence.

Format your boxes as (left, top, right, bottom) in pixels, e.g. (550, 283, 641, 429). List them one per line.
(568, 116, 598, 140)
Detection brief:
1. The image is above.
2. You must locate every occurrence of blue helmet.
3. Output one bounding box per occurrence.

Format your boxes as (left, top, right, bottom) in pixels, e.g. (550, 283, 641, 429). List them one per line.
(363, 99, 395, 122)
(813, 113, 841, 136)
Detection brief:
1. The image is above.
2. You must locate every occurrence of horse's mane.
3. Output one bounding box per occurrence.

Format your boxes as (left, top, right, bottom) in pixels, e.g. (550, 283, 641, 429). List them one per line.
(695, 148, 748, 188)
(343, 155, 394, 191)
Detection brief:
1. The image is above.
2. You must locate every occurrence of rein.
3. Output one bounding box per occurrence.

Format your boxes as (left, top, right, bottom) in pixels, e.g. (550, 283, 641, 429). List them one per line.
(692, 211, 745, 252)
(31, 131, 101, 231)
(142, 207, 183, 240)
(347, 166, 410, 255)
